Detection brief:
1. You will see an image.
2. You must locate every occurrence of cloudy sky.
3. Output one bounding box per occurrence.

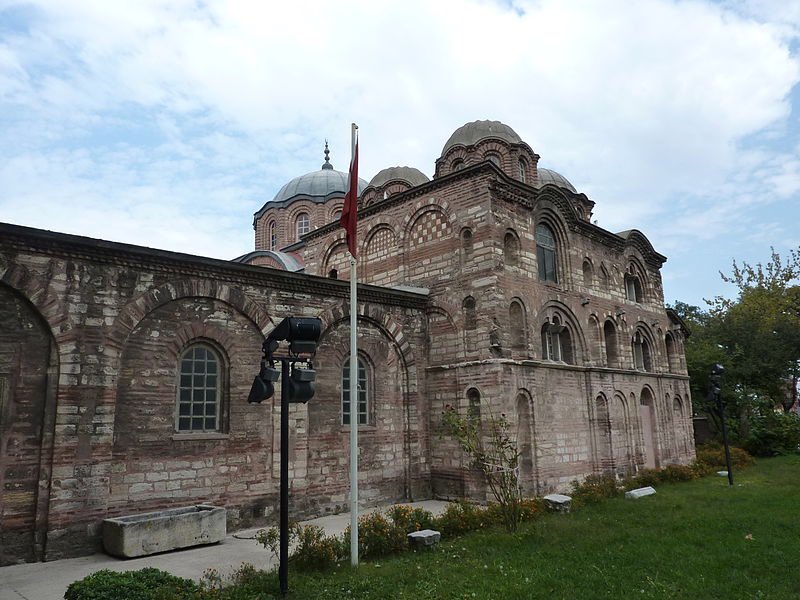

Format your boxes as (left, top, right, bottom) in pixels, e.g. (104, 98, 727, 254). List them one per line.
(1, 0, 799, 307)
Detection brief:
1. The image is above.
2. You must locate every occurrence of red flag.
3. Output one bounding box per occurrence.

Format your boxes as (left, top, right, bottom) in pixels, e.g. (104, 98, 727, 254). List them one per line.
(339, 131, 359, 257)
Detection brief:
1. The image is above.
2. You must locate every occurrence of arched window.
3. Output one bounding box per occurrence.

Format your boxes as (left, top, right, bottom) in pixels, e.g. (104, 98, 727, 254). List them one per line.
(518, 158, 527, 183)
(509, 301, 526, 349)
(665, 333, 677, 372)
(333, 209, 342, 222)
(582, 259, 594, 287)
(342, 357, 368, 425)
(296, 213, 310, 240)
(463, 296, 476, 330)
(268, 220, 277, 251)
(536, 223, 557, 282)
(599, 264, 610, 290)
(604, 320, 618, 367)
(452, 159, 464, 172)
(625, 273, 643, 303)
(467, 387, 481, 420)
(632, 331, 652, 371)
(461, 228, 473, 259)
(504, 231, 519, 266)
(541, 316, 573, 363)
(673, 396, 684, 418)
(485, 153, 501, 167)
(176, 344, 221, 433)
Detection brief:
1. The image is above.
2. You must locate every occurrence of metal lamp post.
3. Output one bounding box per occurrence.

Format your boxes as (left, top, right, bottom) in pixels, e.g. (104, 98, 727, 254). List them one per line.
(707, 363, 734, 486)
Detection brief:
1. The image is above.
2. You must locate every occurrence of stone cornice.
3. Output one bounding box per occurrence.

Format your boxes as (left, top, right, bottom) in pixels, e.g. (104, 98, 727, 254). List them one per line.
(425, 357, 689, 379)
(0, 222, 428, 309)
(489, 175, 666, 266)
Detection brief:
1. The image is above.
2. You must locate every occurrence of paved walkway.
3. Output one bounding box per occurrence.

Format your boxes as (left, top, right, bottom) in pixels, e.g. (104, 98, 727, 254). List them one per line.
(0, 500, 447, 600)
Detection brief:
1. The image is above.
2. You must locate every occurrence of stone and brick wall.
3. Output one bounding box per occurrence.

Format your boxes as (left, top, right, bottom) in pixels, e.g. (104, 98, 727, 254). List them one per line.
(0, 224, 427, 564)
(0, 141, 693, 566)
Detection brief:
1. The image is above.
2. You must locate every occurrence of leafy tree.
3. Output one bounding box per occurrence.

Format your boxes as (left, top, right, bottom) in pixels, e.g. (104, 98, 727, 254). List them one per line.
(439, 404, 523, 532)
(673, 248, 800, 449)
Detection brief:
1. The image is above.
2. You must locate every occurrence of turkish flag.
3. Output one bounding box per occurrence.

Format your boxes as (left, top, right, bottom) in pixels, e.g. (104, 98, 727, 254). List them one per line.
(339, 134, 359, 257)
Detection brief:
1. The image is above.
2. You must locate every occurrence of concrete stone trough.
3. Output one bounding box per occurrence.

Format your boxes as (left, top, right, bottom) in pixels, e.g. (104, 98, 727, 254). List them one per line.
(103, 504, 226, 558)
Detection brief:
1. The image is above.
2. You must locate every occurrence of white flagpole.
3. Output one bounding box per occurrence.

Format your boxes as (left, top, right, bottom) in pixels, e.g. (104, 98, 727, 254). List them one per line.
(348, 122, 359, 567)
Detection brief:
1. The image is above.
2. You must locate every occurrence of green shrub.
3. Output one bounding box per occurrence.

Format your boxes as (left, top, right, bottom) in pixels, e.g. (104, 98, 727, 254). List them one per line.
(744, 409, 800, 457)
(386, 504, 435, 533)
(485, 497, 543, 526)
(255, 524, 344, 571)
(696, 442, 755, 468)
(570, 474, 621, 506)
(625, 464, 699, 490)
(291, 524, 345, 570)
(65, 568, 198, 600)
(625, 468, 661, 489)
(432, 501, 489, 537)
(344, 511, 407, 559)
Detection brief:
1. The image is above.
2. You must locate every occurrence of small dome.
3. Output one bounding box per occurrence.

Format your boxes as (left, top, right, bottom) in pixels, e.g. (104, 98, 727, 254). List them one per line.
(536, 168, 577, 193)
(442, 120, 522, 155)
(272, 168, 368, 204)
(367, 166, 430, 189)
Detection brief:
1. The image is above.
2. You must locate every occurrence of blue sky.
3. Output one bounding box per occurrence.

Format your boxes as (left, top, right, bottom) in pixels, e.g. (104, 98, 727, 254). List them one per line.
(1, 0, 799, 308)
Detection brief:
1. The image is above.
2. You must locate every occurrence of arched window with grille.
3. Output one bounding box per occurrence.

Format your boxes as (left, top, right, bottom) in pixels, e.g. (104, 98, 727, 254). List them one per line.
(342, 356, 368, 425)
(518, 158, 527, 183)
(296, 212, 310, 240)
(536, 223, 557, 282)
(176, 344, 222, 433)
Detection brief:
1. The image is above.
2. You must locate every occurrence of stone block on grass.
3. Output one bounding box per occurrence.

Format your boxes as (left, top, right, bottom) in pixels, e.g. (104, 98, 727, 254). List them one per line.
(625, 486, 656, 499)
(408, 529, 441, 547)
(543, 493, 572, 513)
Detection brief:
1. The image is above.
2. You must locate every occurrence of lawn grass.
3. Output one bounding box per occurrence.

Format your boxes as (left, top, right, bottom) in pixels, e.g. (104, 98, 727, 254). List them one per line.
(231, 456, 800, 599)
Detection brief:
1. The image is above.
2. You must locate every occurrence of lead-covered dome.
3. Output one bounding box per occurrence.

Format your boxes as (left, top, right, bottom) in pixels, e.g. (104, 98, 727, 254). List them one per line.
(367, 166, 430, 189)
(442, 120, 522, 155)
(270, 144, 367, 205)
(272, 169, 367, 204)
(536, 168, 577, 193)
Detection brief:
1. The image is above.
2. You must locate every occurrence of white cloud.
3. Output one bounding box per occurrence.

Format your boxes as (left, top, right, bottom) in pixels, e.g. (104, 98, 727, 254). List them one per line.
(0, 0, 799, 305)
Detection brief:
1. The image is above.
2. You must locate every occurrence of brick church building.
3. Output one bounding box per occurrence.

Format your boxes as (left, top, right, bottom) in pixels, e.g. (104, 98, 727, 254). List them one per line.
(0, 120, 693, 565)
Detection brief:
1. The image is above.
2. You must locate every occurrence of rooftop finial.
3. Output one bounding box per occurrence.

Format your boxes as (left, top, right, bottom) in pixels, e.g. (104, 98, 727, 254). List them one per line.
(322, 139, 333, 170)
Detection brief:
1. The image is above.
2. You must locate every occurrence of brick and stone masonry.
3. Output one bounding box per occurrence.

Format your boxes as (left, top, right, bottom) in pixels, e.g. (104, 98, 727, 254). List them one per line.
(0, 119, 693, 564)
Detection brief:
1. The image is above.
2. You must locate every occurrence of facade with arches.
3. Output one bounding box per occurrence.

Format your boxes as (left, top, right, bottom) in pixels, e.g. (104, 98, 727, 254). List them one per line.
(0, 119, 692, 564)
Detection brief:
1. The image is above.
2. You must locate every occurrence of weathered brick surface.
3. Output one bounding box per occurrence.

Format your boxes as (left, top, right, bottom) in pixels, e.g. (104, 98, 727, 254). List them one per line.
(0, 229, 427, 562)
(0, 283, 55, 565)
